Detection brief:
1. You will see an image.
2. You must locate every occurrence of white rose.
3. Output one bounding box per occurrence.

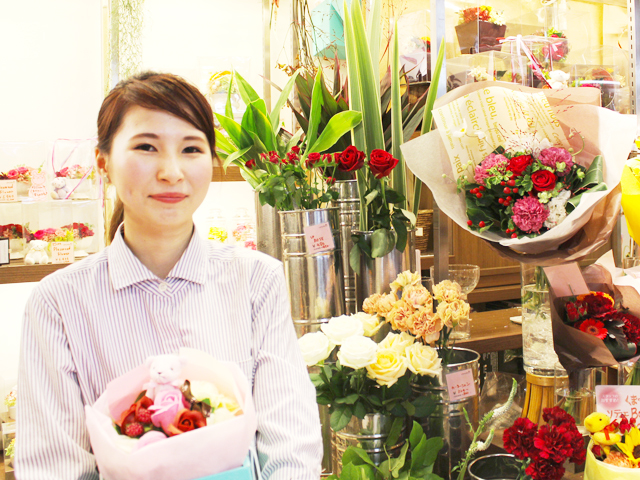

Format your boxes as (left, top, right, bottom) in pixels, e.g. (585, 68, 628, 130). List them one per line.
(207, 406, 236, 425)
(189, 380, 219, 402)
(405, 343, 442, 377)
(298, 332, 334, 366)
(378, 331, 415, 354)
(366, 348, 409, 387)
(352, 312, 383, 337)
(337, 335, 378, 369)
(321, 315, 364, 345)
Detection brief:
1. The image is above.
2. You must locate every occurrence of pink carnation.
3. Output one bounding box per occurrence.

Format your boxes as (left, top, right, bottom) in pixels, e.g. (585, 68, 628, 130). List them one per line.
(512, 196, 549, 233)
(538, 147, 574, 176)
(474, 154, 509, 185)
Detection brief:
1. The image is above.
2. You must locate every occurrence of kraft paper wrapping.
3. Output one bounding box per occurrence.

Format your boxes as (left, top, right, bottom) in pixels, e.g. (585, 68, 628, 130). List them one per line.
(544, 263, 618, 371)
(585, 250, 640, 318)
(401, 82, 637, 264)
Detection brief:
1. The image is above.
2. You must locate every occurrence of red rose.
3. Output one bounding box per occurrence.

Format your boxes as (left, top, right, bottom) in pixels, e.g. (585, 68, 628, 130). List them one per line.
(368, 149, 398, 178)
(503, 417, 538, 460)
(338, 146, 365, 172)
(565, 302, 581, 322)
(246, 159, 256, 169)
(507, 155, 533, 176)
(525, 459, 564, 480)
(166, 408, 207, 436)
(531, 170, 557, 192)
(326, 176, 336, 185)
(267, 152, 280, 164)
(305, 152, 321, 168)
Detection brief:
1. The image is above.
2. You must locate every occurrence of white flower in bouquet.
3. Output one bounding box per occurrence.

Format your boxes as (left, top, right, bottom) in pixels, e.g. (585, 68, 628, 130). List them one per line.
(366, 348, 409, 387)
(469, 66, 492, 82)
(189, 380, 219, 403)
(491, 10, 506, 26)
(543, 189, 571, 229)
(504, 132, 553, 157)
(352, 312, 383, 337)
(337, 336, 378, 369)
(405, 343, 442, 377)
(209, 406, 236, 425)
(298, 331, 334, 366)
(390, 270, 421, 294)
(321, 315, 365, 344)
(378, 331, 415, 354)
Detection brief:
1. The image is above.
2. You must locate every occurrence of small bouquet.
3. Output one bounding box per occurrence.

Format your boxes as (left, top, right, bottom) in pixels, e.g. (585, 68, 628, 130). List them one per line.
(503, 407, 586, 480)
(5, 438, 15, 462)
(62, 222, 95, 240)
(0, 166, 31, 183)
(55, 164, 93, 180)
(298, 309, 441, 432)
(0, 224, 23, 240)
(24, 226, 75, 243)
(584, 412, 640, 477)
(457, 6, 505, 26)
(4, 389, 16, 408)
(541, 28, 569, 63)
(84, 348, 256, 480)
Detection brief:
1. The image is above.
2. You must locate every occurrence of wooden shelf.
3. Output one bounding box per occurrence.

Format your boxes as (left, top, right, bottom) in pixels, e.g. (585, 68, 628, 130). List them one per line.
(0, 260, 68, 284)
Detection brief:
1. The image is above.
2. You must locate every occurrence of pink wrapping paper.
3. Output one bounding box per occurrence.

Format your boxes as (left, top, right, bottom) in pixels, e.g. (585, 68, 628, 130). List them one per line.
(85, 348, 257, 480)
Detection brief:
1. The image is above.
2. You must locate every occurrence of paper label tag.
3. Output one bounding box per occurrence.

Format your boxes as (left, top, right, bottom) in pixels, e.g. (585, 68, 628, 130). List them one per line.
(596, 385, 640, 421)
(304, 222, 335, 254)
(0, 180, 17, 201)
(29, 172, 48, 200)
(51, 242, 74, 264)
(0, 238, 9, 265)
(446, 368, 477, 401)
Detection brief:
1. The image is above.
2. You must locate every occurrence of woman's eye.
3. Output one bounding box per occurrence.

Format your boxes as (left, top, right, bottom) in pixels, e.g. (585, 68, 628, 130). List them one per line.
(183, 146, 203, 154)
(134, 143, 156, 152)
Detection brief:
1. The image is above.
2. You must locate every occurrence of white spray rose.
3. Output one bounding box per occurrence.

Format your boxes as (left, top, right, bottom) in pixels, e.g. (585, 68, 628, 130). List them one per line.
(337, 336, 378, 369)
(321, 315, 364, 345)
(405, 343, 442, 377)
(378, 331, 415, 354)
(543, 189, 571, 229)
(298, 331, 334, 366)
(189, 380, 219, 402)
(352, 312, 383, 337)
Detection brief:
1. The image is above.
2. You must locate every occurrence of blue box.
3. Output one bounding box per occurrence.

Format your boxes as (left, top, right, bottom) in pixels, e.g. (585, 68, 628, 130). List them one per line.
(196, 456, 254, 480)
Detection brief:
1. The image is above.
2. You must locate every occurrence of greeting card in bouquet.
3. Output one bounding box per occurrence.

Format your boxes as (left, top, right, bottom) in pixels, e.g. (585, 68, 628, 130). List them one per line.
(401, 82, 636, 265)
(84, 348, 257, 480)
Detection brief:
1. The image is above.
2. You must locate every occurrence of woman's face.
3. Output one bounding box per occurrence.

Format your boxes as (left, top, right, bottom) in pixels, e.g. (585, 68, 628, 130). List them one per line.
(100, 106, 213, 235)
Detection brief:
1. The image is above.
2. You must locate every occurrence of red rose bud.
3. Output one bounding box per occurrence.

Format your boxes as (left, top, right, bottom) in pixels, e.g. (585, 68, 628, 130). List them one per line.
(368, 149, 398, 178)
(507, 155, 533, 177)
(531, 170, 557, 192)
(305, 152, 321, 168)
(326, 177, 336, 185)
(246, 159, 256, 169)
(338, 146, 365, 172)
(268, 152, 280, 164)
(290, 146, 300, 154)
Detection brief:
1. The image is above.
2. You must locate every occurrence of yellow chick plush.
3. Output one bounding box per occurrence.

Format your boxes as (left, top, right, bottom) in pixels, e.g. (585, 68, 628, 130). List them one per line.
(593, 431, 622, 446)
(585, 412, 611, 434)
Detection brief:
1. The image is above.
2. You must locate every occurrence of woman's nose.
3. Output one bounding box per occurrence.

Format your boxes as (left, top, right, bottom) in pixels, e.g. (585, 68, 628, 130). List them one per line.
(157, 153, 184, 183)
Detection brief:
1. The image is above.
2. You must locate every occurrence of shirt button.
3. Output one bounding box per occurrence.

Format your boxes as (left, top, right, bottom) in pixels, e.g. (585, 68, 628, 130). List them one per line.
(159, 282, 169, 292)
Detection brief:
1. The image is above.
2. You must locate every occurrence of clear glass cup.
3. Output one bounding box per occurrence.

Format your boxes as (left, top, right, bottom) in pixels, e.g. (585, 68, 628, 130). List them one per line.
(623, 257, 640, 269)
(554, 365, 597, 435)
(429, 264, 480, 340)
(521, 285, 559, 375)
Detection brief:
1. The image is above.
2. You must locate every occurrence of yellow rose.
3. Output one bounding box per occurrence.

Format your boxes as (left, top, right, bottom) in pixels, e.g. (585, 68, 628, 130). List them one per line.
(408, 307, 443, 343)
(432, 280, 463, 302)
(363, 293, 382, 315)
(378, 331, 415, 354)
(352, 312, 383, 337)
(405, 343, 442, 377)
(402, 285, 432, 309)
(375, 293, 398, 318)
(435, 299, 470, 328)
(366, 348, 408, 387)
(390, 270, 421, 294)
(385, 299, 415, 332)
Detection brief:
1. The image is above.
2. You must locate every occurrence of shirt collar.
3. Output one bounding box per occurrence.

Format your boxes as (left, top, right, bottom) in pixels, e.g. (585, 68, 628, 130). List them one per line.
(108, 224, 208, 290)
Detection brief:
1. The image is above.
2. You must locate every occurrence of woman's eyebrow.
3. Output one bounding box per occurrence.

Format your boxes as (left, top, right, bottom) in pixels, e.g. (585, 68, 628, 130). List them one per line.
(129, 133, 205, 142)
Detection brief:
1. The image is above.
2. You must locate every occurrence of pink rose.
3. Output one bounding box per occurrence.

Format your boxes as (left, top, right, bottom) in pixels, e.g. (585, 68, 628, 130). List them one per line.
(7, 169, 18, 179)
(17, 167, 29, 174)
(148, 387, 189, 435)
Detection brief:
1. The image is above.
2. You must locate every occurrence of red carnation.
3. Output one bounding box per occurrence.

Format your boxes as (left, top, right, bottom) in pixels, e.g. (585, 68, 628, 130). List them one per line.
(543, 406, 577, 428)
(533, 424, 574, 464)
(615, 312, 640, 345)
(507, 155, 533, 176)
(577, 318, 608, 340)
(525, 459, 565, 480)
(368, 149, 398, 179)
(503, 417, 538, 460)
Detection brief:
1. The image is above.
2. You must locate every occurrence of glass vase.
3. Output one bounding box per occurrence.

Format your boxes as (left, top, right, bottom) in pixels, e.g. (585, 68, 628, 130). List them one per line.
(554, 366, 597, 435)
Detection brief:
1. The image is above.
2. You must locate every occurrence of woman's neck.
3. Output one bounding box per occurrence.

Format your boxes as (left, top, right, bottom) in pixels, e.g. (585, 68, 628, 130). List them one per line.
(121, 219, 193, 279)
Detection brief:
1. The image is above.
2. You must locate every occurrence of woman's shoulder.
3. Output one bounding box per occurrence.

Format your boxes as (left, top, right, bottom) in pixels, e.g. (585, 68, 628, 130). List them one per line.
(204, 243, 283, 281)
(32, 248, 110, 296)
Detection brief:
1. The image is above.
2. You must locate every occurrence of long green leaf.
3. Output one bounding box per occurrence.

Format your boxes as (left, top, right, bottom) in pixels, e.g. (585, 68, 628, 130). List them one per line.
(269, 70, 300, 134)
(225, 71, 234, 118)
(343, 1, 365, 153)
(248, 102, 277, 152)
(214, 114, 253, 149)
(214, 129, 237, 154)
(390, 20, 406, 208)
(234, 70, 264, 114)
(222, 146, 252, 171)
(366, 0, 382, 100)
(306, 70, 325, 154)
(307, 111, 363, 154)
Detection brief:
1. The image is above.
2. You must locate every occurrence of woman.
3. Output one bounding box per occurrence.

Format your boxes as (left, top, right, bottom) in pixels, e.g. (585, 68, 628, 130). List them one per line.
(15, 72, 322, 479)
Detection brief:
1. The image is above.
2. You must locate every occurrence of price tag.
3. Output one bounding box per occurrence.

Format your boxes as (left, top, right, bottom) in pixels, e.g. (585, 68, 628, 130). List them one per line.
(446, 369, 477, 401)
(0, 238, 9, 265)
(303, 222, 335, 254)
(51, 242, 74, 264)
(0, 180, 17, 202)
(596, 385, 640, 421)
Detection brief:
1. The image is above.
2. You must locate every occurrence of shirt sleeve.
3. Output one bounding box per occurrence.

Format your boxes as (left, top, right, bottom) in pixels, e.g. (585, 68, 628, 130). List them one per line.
(251, 263, 323, 480)
(15, 281, 98, 480)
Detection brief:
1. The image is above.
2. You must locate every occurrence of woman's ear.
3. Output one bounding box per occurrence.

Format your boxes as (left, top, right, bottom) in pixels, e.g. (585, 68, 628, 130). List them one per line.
(96, 148, 108, 179)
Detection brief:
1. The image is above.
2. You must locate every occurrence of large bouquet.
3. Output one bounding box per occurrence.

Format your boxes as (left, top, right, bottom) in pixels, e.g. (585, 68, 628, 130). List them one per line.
(84, 348, 256, 480)
(401, 82, 637, 264)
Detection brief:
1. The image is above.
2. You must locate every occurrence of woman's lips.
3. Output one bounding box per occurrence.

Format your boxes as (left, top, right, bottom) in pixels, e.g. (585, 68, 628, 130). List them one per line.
(150, 193, 187, 203)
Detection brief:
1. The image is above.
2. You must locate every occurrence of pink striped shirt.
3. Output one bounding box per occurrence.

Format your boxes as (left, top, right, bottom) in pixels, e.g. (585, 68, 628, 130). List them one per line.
(15, 227, 322, 479)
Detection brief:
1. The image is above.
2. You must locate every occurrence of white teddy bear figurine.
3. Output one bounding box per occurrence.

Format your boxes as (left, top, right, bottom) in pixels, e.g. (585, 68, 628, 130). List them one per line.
(51, 177, 70, 200)
(143, 354, 186, 400)
(548, 70, 571, 90)
(24, 240, 50, 265)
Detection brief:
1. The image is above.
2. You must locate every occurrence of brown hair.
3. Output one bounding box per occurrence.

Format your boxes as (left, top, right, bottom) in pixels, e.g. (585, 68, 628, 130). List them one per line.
(97, 72, 216, 243)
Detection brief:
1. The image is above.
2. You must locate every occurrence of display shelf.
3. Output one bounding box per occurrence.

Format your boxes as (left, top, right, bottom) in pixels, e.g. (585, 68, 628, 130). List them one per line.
(0, 259, 70, 285)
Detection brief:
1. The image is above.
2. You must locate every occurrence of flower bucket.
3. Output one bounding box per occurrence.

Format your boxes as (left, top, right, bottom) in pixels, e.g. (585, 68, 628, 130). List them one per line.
(455, 21, 506, 55)
(279, 207, 344, 326)
(331, 414, 405, 476)
(468, 454, 521, 480)
(353, 230, 416, 311)
(332, 180, 360, 314)
(410, 347, 480, 480)
(255, 192, 282, 261)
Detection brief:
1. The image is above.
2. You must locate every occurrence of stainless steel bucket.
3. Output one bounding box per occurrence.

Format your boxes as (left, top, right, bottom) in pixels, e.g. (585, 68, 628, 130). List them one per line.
(255, 192, 282, 261)
(332, 180, 360, 314)
(353, 229, 417, 310)
(331, 414, 405, 475)
(410, 347, 480, 480)
(279, 208, 344, 325)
